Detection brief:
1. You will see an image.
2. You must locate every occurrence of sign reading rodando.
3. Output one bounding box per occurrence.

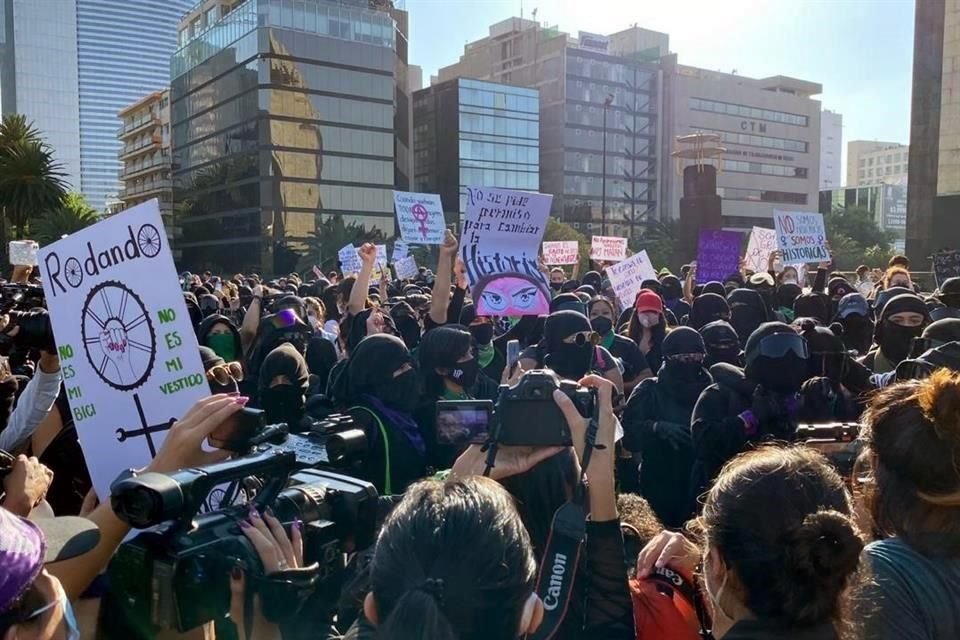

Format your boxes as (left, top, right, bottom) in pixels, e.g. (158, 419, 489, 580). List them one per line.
(39, 199, 207, 498)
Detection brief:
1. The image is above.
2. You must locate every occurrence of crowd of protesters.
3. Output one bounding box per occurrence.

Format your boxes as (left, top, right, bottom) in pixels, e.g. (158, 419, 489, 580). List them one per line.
(1, 233, 959, 640)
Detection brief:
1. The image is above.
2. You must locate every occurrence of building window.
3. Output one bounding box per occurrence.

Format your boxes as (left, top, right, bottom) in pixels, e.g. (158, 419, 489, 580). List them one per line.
(688, 97, 808, 126)
(858, 158, 865, 167)
(859, 169, 865, 179)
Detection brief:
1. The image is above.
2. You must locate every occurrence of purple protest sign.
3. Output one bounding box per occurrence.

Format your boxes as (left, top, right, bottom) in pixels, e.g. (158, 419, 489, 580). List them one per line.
(696, 230, 742, 284)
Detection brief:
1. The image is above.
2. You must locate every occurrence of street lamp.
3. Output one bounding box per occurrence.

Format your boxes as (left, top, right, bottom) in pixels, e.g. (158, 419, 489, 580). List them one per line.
(601, 93, 614, 236)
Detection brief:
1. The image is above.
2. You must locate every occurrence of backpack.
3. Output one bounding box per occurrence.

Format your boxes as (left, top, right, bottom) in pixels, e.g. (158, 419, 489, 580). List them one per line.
(630, 565, 709, 640)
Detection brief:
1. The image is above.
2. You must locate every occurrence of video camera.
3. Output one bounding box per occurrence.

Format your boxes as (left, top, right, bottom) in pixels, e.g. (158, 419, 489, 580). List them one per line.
(796, 422, 861, 479)
(108, 449, 377, 632)
(0, 283, 45, 311)
(435, 369, 595, 448)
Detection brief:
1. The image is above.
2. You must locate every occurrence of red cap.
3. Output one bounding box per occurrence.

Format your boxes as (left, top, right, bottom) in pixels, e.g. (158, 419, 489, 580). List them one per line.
(634, 289, 664, 314)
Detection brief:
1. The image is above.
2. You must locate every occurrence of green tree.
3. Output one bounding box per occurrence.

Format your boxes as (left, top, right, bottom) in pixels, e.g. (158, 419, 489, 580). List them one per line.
(0, 114, 67, 239)
(303, 215, 388, 272)
(629, 219, 679, 273)
(33, 192, 99, 246)
(823, 205, 895, 270)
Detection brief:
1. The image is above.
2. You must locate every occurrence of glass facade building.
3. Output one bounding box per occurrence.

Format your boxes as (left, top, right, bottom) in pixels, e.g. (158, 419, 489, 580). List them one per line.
(413, 78, 539, 222)
(171, 0, 410, 273)
(76, 0, 194, 212)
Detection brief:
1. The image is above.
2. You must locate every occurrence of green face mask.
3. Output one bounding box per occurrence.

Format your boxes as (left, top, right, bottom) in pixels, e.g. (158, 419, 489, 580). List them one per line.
(206, 333, 237, 362)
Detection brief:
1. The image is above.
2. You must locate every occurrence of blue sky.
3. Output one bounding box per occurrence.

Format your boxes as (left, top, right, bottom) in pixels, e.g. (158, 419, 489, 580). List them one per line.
(407, 0, 916, 166)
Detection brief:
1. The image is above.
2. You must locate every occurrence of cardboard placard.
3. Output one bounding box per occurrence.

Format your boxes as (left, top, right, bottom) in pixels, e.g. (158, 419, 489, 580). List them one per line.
(590, 235, 628, 262)
(391, 240, 410, 263)
(696, 230, 742, 283)
(605, 250, 658, 308)
(338, 244, 361, 276)
(38, 199, 208, 497)
(461, 187, 553, 316)
(542, 241, 579, 266)
(743, 226, 777, 274)
(394, 255, 419, 281)
(773, 210, 830, 264)
(932, 250, 960, 287)
(394, 191, 445, 245)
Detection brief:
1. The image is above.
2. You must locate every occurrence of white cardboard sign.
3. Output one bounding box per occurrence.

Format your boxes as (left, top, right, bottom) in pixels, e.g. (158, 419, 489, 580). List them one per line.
(744, 226, 777, 274)
(338, 244, 361, 276)
(391, 240, 410, 263)
(38, 199, 208, 497)
(542, 241, 579, 266)
(394, 255, 419, 281)
(590, 235, 628, 262)
(394, 191, 445, 245)
(773, 210, 831, 264)
(605, 250, 658, 308)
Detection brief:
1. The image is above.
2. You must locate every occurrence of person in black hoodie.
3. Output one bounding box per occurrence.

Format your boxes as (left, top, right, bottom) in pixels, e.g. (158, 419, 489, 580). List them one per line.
(727, 288, 769, 348)
(687, 293, 730, 330)
(622, 327, 712, 528)
(834, 293, 874, 356)
(701, 320, 743, 368)
(690, 321, 810, 498)
(197, 314, 244, 365)
(793, 291, 832, 326)
(660, 274, 691, 322)
(258, 343, 309, 428)
(860, 293, 930, 374)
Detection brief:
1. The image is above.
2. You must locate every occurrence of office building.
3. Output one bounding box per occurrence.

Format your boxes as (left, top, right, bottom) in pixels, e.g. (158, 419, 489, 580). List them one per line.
(0, 0, 192, 211)
(660, 58, 822, 228)
(117, 90, 174, 239)
(413, 78, 539, 221)
(439, 20, 667, 237)
(819, 184, 906, 250)
(820, 109, 842, 189)
(906, 0, 960, 265)
(846, 140, 908, 188)
(171, 0, 412, 273)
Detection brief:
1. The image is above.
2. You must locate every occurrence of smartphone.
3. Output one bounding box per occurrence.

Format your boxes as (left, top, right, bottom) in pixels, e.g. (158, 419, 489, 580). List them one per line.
(436, 400, 493, 446)
(506, 339, 520, 374)
(207, 407, 265, 451)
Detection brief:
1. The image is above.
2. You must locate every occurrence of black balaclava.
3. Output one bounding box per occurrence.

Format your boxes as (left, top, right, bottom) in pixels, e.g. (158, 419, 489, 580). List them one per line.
(876, 293, 930, 364)
(542, 310, 594, 380)
(797, 324, 846, 383)
(183, 292, 203, 329)
(389, 301, 422, 351)
(582, 271, 603, 292)
(744, 321, 810, 393)
(660, 275, 683, 301)
(873, 286, 912, 318)
(701, 281, 726, 297)
(346, 334, 418, 413)
(345, 307, 397, 354)
(727, 288, 768, 348)
(793, 292, 831, 326)
(640, 278, 662, 297)
(688, 293, 730, 330)
(560, 280, 579, 294)
(550, 293, 588, 315)
(659, 327, 712, 404)
(723, 272, 745, 296)
(199, 293, 222, 318)
(258, 343, 309, 427)
(827, 278, 857, 317)
(939, 277, 960, 309)
(460, 303, 493, 346)
(775, 283, 802, 310)
(700, 320, 743, 368)
(918, 318, 960, 353)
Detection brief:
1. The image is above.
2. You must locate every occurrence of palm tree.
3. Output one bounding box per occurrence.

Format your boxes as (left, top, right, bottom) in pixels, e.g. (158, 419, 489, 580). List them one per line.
(0, 114, 68, 239)
(33, 192, 100, 246)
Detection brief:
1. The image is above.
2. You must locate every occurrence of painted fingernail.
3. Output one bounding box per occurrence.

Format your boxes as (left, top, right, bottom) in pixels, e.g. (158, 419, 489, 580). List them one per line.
(264, 506, 274, 517)
(235, 396, 249, 405)
(293, 519, 302, 532)
(238, 520, 251, 529)
(249, 506, 259, 519)
(231, 566, 242, 580)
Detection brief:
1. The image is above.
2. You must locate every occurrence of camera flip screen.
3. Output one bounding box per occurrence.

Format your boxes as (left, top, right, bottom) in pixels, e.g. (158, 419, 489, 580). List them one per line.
(436, 400, 492, 446)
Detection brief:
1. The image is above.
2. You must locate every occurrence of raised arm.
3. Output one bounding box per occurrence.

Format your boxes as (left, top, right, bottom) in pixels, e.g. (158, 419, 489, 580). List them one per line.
(348, 243, 378, 316)
(429, 230, 459, 326)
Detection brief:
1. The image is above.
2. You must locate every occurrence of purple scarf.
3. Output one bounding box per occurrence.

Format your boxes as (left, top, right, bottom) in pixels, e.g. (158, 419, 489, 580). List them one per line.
(361, 394, 426, 456)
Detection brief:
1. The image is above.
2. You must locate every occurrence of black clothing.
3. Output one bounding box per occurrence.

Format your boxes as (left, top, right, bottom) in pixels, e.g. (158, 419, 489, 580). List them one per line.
(724, 620, 838, 640)
(727, 288, 769, 347)
(607, 334, 648, 381)
(348, 402, 426, 495)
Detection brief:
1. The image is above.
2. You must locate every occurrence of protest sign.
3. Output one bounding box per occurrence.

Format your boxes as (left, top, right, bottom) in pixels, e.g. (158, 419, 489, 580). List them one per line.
(932, 250, 960, 287)
(392, 240, 410, 263)
(394, 191, 445, 245)
(590, 235, 628, 262)
(605, 250, 658, 308)
(773, 210, 830, 264)
(394, 255, 419, 281)
(744, 227, 777, 274)
(461, 187, 553, 316)
(37, 199, 208, 498)
(696, 230, 742, 283)
(371, 244, 389, 279)
(338, 244, 361, 276)
(542, 241, 579, 266)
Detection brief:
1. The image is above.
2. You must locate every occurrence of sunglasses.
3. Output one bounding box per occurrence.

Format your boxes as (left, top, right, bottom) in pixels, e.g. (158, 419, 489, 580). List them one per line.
(565, 331, 600, 346)
(206, 361, 244, 386)
(755, 333, 809, 360)
(667, 353, 704, 364)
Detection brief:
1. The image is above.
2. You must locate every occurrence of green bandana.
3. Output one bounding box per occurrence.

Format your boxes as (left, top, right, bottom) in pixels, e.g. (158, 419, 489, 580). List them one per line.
(442, 388, 469, 401)
(477, 342, 496, 369)
(601, 331, 616, 351)
(206, 333, 237, 363)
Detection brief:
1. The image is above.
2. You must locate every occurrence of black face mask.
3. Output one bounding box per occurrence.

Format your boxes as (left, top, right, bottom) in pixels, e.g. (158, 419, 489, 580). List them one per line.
(750, 353, 808, 393)
(706, 346, 742, 367)
(664, 360, 704, 382)
(880, 321, 924, 364)
(591, 316, 613, 336)
(550, 281, 563, 292)
(447, 357, 479, 390)
(469, 324, 494, 346)
(261, 384, 304, 427)
(840, 316, 873, 353)
(546, 342, 593, 380)
(377, 369, 420, 413)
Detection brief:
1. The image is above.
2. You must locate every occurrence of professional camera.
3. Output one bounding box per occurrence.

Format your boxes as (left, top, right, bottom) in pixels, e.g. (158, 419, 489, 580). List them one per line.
(108, 449, 377, 632)
(0, 283, 45, 311)
(435, 369, 595, 448)
(796, 422, 862, 479)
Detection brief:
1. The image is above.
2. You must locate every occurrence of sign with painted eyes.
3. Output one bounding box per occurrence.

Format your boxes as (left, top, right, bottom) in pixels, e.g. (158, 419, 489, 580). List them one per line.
(461, 186, 553, 316)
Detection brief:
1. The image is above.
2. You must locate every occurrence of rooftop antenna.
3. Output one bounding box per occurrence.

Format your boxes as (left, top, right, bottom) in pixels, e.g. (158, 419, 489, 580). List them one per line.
(520, 0, 523, 20)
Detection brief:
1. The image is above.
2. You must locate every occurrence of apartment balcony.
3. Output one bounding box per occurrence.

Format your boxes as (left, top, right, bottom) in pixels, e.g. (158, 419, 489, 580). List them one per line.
(121, 155, 171, 181)
(119, 134, 162, 160)
(119, 179, 173, 200)
(118, 114, 160, 140)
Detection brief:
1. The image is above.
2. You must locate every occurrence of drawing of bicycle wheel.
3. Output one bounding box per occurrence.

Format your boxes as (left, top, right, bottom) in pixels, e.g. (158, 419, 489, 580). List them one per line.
(64, 258, 83, 288)
(137, 223, 162, 258)
(80, 280, 156, 391)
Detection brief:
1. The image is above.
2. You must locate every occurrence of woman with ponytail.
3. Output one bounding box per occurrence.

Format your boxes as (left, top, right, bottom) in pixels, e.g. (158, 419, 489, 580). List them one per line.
(636, 445, 864, 639)
(857, 369, 960, 639)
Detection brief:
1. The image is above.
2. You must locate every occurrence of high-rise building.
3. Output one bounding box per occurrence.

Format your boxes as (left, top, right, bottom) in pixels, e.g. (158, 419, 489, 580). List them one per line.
(0, 0, 193, 212)
(413, 78, 539, 222)
(906, 0, 960, 265)
(819, 109, 842, 189)
(846, 140, 908, 188)
(117, 90, 174, 243)
(819, 184, 906, 250)
(438, 20, 667, 237)
(171, 0, 412, 273)
(659, 58, 822, 228)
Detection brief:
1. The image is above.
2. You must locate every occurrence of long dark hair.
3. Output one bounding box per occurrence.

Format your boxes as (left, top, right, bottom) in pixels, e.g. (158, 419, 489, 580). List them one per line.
(371, 477, 537, 640)
(417, 325, 472, 399)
